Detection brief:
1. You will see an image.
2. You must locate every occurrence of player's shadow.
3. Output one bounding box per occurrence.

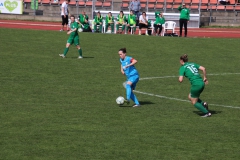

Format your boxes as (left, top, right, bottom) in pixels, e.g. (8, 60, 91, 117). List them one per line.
(119, 101, 154, 107)
(193, 110, 222, 116)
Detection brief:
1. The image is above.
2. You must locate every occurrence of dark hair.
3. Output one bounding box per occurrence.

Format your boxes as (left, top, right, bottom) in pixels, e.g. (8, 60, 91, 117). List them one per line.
(180, 54, 188, 62)
(70, 15, 75, 19)
(142, 12, 146, 15)
(119, 48, 127, 53)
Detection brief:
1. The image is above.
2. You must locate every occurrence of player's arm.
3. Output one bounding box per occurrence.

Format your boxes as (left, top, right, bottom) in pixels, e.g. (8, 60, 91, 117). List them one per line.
(125, 58, 137, 68)
(179, 76, 183, 83)
(62, 6, 65, 17)
(179, 67, 184, 83)
(199, 66, 208, 84)
(120, 65, 124, 75)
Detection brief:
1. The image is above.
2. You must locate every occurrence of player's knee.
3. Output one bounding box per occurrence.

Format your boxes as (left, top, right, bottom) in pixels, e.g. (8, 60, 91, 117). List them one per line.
(126, 84, 131, 89)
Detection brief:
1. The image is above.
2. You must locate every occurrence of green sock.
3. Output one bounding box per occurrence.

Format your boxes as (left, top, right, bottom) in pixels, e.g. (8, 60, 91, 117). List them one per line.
(133, 27, 136, 33)
(105, 24, 108, 32)
(122, 25, 125, 32)
(78, 48, 82, 57)
(63, 48, 69, 56)
(99, 25, 102, 33)
(111, 24, 114, 33)
(116, 24, 119, 31)
(194, 102, 208, 114)
(94, 25, 97, 32)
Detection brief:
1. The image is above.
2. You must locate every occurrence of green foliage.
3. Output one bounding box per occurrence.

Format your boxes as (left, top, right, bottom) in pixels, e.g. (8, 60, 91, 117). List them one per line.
(0, 28, 240, 159)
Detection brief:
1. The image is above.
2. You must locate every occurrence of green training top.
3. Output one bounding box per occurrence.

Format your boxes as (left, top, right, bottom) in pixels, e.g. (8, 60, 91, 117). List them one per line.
(179, 62, 203, 84)
(178, 5, 190, 20)
(79, 14, 89, 24)
(105, 15, 114, 24)
(70, 21, 79, 37)
(94, 15, 103, 23)
(154, 16, 165, 25)
(117, 14, 127, 23)
(128, 14, 136, 25)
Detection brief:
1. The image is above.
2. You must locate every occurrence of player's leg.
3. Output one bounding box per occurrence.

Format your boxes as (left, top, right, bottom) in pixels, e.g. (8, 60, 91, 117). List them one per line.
(105, 23, 108, 33)
(60, 15, 64, 31)
(183, 19, 187, 37)
(59, 42, 71, 58)
(99, 23, 103, 33)
(66, 15, 69, 31)
(110, 23, 114, 33)
(154, 24, 158, 36)
(130, 76, 140, 107)
(190, 84, 211, 116)
(179, 19, 183, 37)
(159, 25, 163, 35)
(74, 36, 83, 58)
(122, 24, 126, 34)
(133, 24, 136, 34)
(94, 22, 97, 32)
(116, 22, 120, 32)
(138, 23, 142, 35)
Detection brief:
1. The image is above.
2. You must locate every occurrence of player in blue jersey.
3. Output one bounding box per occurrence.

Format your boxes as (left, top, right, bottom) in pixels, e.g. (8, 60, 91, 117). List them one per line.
(118, 48, 140, 107)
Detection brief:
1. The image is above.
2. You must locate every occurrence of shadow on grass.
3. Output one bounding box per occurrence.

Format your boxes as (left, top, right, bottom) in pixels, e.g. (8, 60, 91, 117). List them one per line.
(193, 110, 222, 116)
(119, 101, 155, 108)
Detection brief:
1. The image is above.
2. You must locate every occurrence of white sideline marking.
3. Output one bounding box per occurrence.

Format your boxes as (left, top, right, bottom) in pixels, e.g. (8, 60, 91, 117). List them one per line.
(134, 90, 240, 109)
(140, 73, 240, 80)
(137, 73, 240, 109)
(0, 22, 59, 27)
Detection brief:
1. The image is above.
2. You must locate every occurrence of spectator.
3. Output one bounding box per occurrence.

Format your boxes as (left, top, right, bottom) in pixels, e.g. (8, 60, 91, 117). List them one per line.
(94, 11, 103, 33)
(60, 0, 69, 31)
(129, 0, 141, 25)
(116, 11, 127, 34)
(218, 0, 230, 5)
(154, 12, 165, 36)
(105, 12, 114, 33)
(178, 3, 190, 37)
(138, 12, 149, 35)
(127, 10, 137, 34)
(78, 11, 91, 32)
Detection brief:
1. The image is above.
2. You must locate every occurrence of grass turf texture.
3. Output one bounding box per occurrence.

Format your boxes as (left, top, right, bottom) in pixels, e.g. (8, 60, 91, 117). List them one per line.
(0, 28, 240, 159)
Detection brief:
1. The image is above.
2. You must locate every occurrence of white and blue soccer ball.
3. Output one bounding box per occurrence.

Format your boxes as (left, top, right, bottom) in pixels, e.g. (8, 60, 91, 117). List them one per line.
(116, 96, 125, 105)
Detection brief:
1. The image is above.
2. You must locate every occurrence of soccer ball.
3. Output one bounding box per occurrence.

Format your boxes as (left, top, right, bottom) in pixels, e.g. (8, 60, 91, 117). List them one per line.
(116, 96, 125, 105)
(78, 28, 83, 32)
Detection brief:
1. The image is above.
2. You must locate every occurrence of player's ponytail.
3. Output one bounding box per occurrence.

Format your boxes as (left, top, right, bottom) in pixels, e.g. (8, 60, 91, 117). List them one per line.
(119, 48, 127, 54)
(180, 54, 188, 62)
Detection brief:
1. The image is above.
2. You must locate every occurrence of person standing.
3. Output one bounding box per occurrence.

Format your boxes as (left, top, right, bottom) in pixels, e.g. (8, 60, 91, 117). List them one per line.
(59, 15, 83, 59)
(179, 54, 211, 117)
(118, 48, 140, 107)
(60, 0, 70, 31)
(178, 3, 190, 37)
(154, 12, 165, 36)
(129, 0, 141, 25)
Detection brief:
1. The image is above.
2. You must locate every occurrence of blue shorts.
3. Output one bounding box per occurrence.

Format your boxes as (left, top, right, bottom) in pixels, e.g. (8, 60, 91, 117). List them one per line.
(127, 75, 139, 90)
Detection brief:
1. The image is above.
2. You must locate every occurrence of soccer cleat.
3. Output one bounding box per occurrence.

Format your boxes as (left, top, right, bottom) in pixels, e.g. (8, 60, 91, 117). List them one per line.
(132, 104, 141, 107)
(59, 54, 65, 58)
(59, 29, 63, 31)
(201, 112, 211, 118)
(203, 102, 208, 110)
(78, 56, 83, 59)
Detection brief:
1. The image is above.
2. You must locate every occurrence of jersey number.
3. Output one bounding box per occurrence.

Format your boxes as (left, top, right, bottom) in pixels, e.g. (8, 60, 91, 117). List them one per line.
(187, 65, 198, 73)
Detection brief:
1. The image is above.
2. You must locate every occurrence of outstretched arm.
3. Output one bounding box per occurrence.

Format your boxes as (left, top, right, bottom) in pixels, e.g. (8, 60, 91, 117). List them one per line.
(179, 76, 183, 83)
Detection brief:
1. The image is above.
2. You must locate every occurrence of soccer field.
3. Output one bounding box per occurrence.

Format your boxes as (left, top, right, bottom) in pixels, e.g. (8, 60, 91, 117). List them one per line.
(0, 28, 240, 159)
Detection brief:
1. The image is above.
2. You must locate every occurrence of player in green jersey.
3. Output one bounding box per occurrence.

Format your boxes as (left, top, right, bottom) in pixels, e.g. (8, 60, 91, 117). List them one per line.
(59, 15, 83, 59)
(179, 54, 211, 117)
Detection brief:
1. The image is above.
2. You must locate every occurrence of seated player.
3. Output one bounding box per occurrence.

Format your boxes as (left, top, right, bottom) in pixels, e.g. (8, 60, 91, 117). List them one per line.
(126, 10, 136, 34)
(154, 11, 165, 36)
(94, 11, 103, 33)
(138, 12, 149, 35)
(105, 12, 114, 33)
(78, 11, 91, 32)
(116, 11, 127, 34)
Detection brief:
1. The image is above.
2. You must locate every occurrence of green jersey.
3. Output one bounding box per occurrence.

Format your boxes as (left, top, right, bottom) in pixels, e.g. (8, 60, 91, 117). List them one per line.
(117, 14, 127, 24)
(79, 14, 89, 24)
(178, 5, 190, 20)
(179, 62, 203, 84)
(128, 14, 136, 25)
(105, 15, 114, 24)
(94, 15, 103, 23)
(70, 21, 79, 37)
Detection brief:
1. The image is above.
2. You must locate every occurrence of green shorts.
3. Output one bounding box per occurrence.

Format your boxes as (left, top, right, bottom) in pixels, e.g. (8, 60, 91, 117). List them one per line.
(190, 81, 205, 98)
(67, 36, 80, 46)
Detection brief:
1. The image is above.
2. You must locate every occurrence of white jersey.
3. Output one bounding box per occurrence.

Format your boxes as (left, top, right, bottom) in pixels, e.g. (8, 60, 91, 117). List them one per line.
(139, 15, 148, 23)
(61, 1, 68, 16)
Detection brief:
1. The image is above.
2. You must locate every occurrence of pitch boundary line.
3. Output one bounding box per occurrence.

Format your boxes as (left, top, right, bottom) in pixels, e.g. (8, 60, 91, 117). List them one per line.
(136, 73, 240, 109)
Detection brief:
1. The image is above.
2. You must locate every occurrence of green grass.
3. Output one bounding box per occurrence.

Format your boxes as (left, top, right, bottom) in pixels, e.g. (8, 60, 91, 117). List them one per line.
(0, 28, 240, 160)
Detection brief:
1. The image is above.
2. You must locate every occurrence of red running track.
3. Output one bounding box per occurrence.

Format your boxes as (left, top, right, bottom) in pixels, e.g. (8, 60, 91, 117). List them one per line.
(1, 19, 240, 38)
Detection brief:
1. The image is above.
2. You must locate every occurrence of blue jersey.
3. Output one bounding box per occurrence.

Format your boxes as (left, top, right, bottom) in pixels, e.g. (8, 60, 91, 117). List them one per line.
(120, 56, 139, 78)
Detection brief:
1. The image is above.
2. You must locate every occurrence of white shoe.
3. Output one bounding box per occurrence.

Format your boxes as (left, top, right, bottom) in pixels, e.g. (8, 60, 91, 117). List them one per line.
(201, 112, 211, 117)
(78, 56, 83, 59)
(132, 104, 141, 107)
(59, 54, 65, 58)
(59, 29, 63, 32)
